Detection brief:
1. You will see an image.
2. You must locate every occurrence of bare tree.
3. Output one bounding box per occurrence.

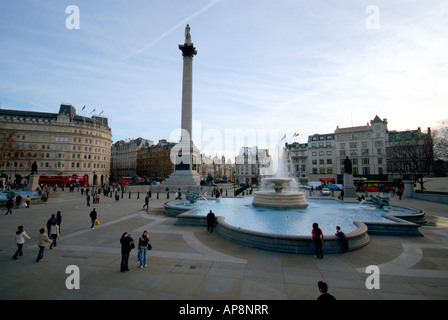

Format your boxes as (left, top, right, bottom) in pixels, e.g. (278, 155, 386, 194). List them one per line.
(0, 128, 18, 168)
(389, 131, 434, 192)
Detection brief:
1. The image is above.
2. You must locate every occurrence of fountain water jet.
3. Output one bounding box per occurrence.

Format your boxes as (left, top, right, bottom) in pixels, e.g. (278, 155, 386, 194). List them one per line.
(252, 146, 309, 209)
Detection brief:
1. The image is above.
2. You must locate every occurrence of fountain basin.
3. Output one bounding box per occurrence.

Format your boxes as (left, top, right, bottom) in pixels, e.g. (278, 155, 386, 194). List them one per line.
(252, 191, 309, 209)
(165, 197, 424, 254)
(253, 177, 309, 209)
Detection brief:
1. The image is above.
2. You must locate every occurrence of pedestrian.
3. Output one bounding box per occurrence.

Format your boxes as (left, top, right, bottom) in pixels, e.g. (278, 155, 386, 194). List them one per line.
(86, 194, 91, 206)
(397, 188, 403, 200)
(15, 193, 22, 207)
(143, 194, 149, 209)
(138, 230, 150, 269)
(335, 226, 348, 252)
(36, 228, 51, 262)
(207, 210, 216, 233)
(49, 221, 60, 249)
(56, 211, 62, 235)
(25, 195, 31, 208)
(12, 226, 31, 260)
(317, 281, 336, 302)
(89, 208, 97, 229)
(46, 214, 57, 236)
(120, 232, 135, 272)
(5, 198, 14, 215)
(312, 223, 324, 259)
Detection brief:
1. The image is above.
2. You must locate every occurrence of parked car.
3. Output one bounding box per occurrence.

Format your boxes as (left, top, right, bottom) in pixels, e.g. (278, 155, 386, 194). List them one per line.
(321, 187, 331, 196)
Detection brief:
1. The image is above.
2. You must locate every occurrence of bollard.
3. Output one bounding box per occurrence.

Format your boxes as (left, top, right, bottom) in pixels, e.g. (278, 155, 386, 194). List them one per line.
(129, 192, 131, 199)
(137, 192, 139, 199)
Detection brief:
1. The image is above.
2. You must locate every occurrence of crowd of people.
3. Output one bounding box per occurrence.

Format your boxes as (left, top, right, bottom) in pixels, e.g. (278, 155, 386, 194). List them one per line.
(4, 183, 344, 301)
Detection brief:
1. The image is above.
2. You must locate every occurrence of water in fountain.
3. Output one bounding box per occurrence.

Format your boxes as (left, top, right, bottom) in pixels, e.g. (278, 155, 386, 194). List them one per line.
(252, 145, 309, 209)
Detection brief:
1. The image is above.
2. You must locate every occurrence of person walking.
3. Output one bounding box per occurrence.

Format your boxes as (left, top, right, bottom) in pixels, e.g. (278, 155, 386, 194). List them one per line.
(317, 281, 336, 302)
(5, 198, 14, 215)
(312, 223, 324, 259)
(12, 226, 31, 259)
(89, 208, 97, 229)
(49, 221, 60, 249)
(143, 194, 149, 210)
(15, 193, 22, 208)
(25, 195, 31, 208)
(120, 232, 135, 272)
(138, 230, 150, 269)
(207, 210, 216, 233)
(56, 211, 62, 235)
(46, 214, 57, 236)
(86, 194, 91, 206)
(36, 228, 52, 262)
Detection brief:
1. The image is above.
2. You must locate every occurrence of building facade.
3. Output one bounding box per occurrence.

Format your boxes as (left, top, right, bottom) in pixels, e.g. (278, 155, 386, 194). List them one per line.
(136, 139, 177, 182)
(0, 104, 112, 186)
(234, 146, 271, 186)
(286, 116, 395, 185)
(111, 137, 153, 181)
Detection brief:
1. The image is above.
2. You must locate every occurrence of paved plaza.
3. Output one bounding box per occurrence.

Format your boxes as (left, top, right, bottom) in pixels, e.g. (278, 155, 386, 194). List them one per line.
(1, 188, 448, 302)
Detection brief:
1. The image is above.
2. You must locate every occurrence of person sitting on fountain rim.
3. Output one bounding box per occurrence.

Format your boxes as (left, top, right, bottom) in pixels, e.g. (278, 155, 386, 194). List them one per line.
(335, 226, 348, 252)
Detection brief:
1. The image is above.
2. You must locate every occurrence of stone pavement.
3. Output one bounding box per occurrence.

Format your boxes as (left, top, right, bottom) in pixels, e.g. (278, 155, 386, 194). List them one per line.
(1, 189, 448, 302)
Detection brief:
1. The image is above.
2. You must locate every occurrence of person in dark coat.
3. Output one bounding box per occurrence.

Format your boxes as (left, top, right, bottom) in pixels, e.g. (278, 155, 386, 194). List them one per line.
(5, 199, 14, 215)
(120, 232, 135, 272)
(312, 223, 324, 259)
(317, 281, 336, 302)
(207, 210, 216, 233)
(335, 226, 348, 252)
(89, 208, 97, 229)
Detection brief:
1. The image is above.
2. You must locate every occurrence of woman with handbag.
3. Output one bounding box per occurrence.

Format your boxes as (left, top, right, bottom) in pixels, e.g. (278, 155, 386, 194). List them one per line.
(138, 230, 151, 269)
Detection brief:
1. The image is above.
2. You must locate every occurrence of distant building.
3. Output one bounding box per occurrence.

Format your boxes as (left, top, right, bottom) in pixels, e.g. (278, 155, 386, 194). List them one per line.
(0, 104, 112, 186)
(111, 137, 153, 182)
(234, 146, 271, 185)
(387, 127, 433, 183)
(136, 139, 177, 182)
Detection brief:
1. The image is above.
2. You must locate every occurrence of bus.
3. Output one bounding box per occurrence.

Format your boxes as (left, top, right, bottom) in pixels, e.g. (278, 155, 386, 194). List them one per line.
(68, 175, 88, 187)
(39, 175, 88, 187)
(39, 175, 70, 186)
(121, 177, 133, 186)
(354, 179, 395, 192)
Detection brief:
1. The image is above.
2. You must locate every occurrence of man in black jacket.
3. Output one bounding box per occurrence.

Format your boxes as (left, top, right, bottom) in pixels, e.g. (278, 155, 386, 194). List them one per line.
(120, 232, 135, 272)
(89, 208, 97, 229)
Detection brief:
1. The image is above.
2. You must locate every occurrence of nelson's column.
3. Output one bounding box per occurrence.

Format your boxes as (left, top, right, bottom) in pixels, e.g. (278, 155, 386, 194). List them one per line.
(164, 24, 201, 188)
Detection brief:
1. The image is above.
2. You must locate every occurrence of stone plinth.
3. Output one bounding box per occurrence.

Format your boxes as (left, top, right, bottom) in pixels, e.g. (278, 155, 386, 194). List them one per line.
(26, 174, 40, 191)
(343, 173, 356, 197)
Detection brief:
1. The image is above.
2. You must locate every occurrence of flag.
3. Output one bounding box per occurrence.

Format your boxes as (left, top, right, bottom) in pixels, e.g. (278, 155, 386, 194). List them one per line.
(90, 108, 96, 114)
(81, 105, 86, 111)
(281, 134, 286, 141)
(99, 110, 104, 116)
(293, 132, 299, 138)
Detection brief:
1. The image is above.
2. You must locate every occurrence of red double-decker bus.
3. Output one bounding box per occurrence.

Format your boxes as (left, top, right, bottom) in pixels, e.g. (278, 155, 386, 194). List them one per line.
(354, 179, 394, 192)
(39, 175, 88, 187)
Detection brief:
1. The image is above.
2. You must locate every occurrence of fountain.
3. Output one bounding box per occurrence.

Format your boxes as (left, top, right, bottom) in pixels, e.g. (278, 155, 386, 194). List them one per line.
(252, 146, 308, 209)
(166, 145, 425, 254)
(252, 177, 309, 209)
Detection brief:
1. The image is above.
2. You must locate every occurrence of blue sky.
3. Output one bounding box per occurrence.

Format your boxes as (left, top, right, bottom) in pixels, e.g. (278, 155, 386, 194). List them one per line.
(1, 0, 447, 159)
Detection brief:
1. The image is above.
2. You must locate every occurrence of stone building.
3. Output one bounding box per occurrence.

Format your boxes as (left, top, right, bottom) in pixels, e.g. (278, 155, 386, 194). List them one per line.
(0, 104, 112, 186)
(136, 139, 176, 182)
(111, 137, 153, 181)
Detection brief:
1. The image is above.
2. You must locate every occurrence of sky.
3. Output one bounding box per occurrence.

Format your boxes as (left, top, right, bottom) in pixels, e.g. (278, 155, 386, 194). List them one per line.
(1, 0, 447, 160)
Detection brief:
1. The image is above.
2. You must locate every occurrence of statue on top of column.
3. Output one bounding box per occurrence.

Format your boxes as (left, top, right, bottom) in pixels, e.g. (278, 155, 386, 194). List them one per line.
(185, 24, 192, 44)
